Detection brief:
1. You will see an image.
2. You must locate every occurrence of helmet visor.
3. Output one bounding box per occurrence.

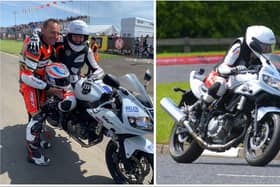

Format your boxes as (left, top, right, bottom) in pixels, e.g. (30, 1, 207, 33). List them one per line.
(55, 77, 70, 88)
(70, 34, 86, 45)
(259, 42, 275, 54)
(254, 38, 275, 54)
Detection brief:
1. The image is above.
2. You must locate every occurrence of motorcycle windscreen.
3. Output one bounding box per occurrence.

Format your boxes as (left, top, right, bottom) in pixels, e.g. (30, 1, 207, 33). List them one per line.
(119, 73, 153, 108)
(269, 54, 280, 73)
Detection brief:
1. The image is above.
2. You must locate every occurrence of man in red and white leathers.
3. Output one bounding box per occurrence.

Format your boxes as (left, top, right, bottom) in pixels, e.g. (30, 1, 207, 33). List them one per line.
(19, 18, 61, 165)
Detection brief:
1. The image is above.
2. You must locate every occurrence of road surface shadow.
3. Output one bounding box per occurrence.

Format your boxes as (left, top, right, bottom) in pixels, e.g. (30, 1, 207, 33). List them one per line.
(0, 124, 115, 184)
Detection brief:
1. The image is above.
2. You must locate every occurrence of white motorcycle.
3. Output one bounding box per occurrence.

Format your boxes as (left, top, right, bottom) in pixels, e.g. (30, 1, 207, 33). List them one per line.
(160, 41, 280, 166)
(46, 70, 154, 184)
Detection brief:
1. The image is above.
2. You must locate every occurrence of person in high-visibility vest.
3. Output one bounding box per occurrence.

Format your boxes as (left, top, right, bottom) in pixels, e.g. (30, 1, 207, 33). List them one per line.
(90, 37, 99, 62)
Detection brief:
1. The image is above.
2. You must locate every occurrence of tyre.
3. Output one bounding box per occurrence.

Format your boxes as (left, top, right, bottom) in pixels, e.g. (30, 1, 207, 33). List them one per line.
(244, 113, 280, 166)
(169, 92, 204, 163)
(105, 140, 153, 184)
(169, 123, 204, 163)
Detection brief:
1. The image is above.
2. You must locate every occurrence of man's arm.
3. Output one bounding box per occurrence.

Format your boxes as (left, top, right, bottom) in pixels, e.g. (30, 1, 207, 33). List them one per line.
(86, 48, 104, 79)
(217, 43, 242, 75)
(19, 38, 49, 90)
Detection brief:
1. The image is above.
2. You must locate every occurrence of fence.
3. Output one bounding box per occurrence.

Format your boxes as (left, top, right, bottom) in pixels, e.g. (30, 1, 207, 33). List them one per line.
(0, 32, 29, 40)
(157, 37, 280, 52)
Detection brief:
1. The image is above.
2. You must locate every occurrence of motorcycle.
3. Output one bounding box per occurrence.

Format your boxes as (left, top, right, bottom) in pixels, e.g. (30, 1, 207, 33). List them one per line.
(160, 41, 280, 166)
(45, 70, 154, 184)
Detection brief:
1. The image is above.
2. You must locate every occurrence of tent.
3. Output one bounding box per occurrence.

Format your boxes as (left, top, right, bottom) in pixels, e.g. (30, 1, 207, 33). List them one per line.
(87, 25, 119, 36)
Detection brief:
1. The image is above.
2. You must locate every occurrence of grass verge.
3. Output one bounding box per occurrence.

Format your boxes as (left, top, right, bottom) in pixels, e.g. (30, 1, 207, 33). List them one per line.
(156, 81, 190, 144)
(0, 39, 22, 55)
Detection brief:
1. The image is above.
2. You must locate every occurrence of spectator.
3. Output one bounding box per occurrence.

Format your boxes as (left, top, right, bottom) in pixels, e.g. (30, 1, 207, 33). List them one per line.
(90, 36, 99, 62)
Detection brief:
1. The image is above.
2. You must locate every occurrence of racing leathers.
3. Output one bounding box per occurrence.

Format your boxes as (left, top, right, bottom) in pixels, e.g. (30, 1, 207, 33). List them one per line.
(54, 36, 104, 85)
(188, 37, 259, 122)
(19, 35, 76, 165)
(203, 37, 259, 103)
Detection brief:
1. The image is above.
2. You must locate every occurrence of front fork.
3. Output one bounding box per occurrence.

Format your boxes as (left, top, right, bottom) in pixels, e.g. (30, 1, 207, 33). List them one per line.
(115, 135, 153, 172)
(252, 106, 280, 137)
(253, 105, 259, 137)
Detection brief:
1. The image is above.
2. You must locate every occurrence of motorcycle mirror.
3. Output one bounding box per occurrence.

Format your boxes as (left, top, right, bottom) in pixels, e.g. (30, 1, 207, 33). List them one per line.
(144, 69, 152, 81)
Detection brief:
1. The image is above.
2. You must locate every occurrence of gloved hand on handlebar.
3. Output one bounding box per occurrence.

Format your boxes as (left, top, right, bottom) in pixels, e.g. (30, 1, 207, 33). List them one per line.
(27, 31, 41, 55)
(231, 65, 247, 74)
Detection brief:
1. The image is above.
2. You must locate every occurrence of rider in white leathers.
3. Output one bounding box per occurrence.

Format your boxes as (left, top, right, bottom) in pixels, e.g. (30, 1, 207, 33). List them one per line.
(189, 25, 276, 121)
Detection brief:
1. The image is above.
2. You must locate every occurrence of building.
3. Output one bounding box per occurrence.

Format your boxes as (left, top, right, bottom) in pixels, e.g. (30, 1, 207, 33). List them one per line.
(87, 25, 119, 36)
(121, 17, 154, 38)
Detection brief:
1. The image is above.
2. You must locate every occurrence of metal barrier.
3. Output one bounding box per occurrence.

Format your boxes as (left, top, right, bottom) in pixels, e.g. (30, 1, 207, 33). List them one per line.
(157, 36, 280, 52)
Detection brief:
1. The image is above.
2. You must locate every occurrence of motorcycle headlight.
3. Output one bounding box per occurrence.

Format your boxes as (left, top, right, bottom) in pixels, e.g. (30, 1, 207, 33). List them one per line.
(128, 116, 153, 132)
(263, 74, 280, 91)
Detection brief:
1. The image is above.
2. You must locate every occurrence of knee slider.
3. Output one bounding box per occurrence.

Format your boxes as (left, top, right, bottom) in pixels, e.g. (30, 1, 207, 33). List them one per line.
(33, 112, 46, 123)
(208, 82, 221, 99)
(31, 121, 43, 134)
(26, 118, 42, 141)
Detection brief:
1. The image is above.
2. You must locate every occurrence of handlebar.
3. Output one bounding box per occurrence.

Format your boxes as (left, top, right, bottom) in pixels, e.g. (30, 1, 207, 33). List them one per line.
(237, 69, 259, 74)
(231, 66, 260, 75)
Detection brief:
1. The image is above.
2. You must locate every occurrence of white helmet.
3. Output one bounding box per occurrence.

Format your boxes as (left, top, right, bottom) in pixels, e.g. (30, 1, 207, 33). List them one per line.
(67, 20, 89, 52)
(246, 25, 276, 57)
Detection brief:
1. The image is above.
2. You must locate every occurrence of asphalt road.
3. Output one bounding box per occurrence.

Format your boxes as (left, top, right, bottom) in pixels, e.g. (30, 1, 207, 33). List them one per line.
(156, 64, 214, 83)
(0, 51, 153, 184)
(157, 154, 280, 184)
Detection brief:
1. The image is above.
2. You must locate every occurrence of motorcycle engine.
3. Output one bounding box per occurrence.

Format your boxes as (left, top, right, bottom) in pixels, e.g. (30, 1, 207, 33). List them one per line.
(67, 120, 102, 141)
(67, 120, 89, 139)
(207, 114, 233, 144)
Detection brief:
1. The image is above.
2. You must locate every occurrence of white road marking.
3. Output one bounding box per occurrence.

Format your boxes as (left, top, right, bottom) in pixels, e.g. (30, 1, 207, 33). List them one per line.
(0, 51, 19, 59)
(202, 147, 239, 158)
(217, 173, 280, 178)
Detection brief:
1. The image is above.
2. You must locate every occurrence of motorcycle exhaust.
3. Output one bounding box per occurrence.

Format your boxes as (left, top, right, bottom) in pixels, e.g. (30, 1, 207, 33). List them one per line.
(160, 97, 187, 124)
(160, 97, 245, 151)
(160, 97, 195, 134)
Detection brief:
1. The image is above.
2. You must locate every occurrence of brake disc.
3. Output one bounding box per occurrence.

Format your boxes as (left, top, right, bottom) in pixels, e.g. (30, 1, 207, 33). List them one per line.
(250, 123, 270, 150)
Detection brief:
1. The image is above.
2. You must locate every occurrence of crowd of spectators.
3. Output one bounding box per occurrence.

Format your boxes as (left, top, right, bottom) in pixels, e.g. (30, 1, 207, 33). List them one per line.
(0, 15, 88, 35)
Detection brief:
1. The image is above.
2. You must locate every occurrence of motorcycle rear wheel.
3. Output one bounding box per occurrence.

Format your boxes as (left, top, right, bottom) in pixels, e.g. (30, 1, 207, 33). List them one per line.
(105, 140, 154, 184)
(244, 113, 280, 166)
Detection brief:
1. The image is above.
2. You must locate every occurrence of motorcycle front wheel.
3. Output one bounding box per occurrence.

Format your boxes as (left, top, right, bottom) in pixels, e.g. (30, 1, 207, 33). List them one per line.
(244, 113, 280, 166)
(169, 95, 204, 163)
(105, 140, 154, 184)
(169, 123, 204, 163)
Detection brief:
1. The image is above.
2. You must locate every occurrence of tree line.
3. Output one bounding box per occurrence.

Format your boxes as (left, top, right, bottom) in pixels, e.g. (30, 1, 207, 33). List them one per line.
(157, 1, 280, 39)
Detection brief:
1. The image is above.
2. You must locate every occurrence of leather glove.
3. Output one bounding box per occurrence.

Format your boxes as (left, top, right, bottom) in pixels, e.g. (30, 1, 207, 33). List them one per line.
(231, 65, 247, 74)
(42, 96, 59, 113)
(27, 31, 40, 55)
